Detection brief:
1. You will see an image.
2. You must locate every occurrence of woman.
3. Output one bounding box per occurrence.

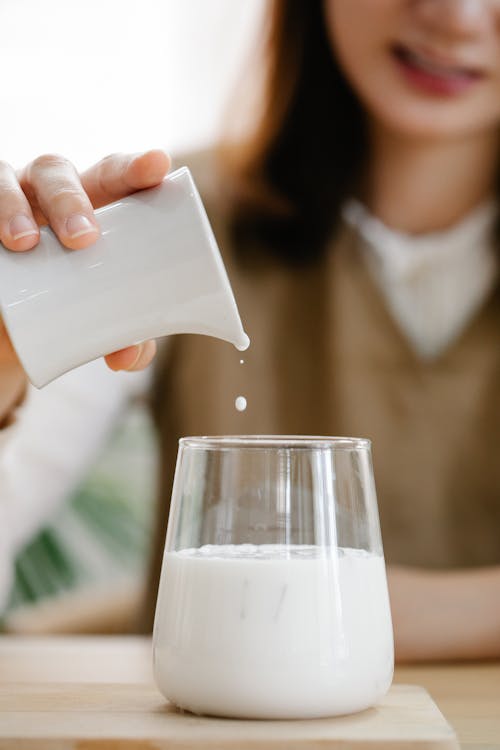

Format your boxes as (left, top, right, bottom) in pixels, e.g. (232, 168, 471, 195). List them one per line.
(1, 0, 500, 660)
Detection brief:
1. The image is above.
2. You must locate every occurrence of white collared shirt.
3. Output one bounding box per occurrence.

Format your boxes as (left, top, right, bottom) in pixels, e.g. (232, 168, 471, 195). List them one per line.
(343, 199, 499, 359)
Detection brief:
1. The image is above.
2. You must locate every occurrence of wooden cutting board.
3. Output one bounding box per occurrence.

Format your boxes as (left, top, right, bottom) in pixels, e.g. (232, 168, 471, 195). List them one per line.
(0, 682, 458, 749)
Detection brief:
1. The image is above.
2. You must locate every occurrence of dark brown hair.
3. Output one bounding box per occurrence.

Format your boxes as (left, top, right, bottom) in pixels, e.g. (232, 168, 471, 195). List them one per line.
(225, 0, 367, 265)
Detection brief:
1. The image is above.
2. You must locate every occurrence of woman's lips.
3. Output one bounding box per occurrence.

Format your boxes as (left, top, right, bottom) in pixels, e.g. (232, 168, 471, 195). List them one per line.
(392, 44, 484, 96)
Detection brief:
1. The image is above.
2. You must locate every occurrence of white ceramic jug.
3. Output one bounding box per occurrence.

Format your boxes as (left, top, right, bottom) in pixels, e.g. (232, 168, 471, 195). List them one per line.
(0, 167, 249, 387)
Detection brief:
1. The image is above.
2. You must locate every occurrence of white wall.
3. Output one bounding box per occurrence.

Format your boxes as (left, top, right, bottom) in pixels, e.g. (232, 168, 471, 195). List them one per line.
(0, 0, 265, 171)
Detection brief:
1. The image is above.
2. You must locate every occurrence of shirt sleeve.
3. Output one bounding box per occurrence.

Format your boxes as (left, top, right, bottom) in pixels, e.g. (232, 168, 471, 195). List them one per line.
(0, 358, 151, 611)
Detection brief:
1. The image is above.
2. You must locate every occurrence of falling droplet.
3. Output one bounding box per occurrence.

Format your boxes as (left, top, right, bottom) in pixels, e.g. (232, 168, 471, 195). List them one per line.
(239, 359, 244, 365)
(235, 396, 247, 412)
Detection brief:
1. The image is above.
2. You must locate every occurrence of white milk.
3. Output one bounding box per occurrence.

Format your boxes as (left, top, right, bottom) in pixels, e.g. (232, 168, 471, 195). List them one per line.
(234, 395, 247, 411)
(153, 544, 394, 719)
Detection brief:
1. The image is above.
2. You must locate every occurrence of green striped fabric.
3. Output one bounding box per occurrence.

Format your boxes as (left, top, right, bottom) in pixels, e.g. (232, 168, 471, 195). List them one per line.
(1, 402, 158, 626)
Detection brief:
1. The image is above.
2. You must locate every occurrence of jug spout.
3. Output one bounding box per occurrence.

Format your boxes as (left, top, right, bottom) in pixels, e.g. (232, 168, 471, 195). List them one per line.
(207, 292, 250, 351)
(166, 284, 250, 352)
(159, 165, 250, 353)
(189, 319, 250, 351)
(235, 332, 251, 351)
(229, 329, 251, 352)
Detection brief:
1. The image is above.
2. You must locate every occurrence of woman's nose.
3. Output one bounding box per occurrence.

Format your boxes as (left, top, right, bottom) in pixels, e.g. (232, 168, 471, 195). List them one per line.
(412, 0, 494, 38)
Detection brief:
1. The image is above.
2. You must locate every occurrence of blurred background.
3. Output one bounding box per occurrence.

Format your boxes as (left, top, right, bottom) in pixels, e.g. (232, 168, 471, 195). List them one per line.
(2, 0, 264, 168)
(0, 0, 264, 633)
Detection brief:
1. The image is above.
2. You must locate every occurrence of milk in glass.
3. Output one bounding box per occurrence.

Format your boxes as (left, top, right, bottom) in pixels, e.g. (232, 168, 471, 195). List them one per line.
(153, 543, 394, 719)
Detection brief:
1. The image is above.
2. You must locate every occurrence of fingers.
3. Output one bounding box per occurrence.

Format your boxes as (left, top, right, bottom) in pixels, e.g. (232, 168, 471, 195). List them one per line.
(104, 339, 157, 372)
(20, 154, 100, 250)
(80, 149, 170, 209)
(11, 149, 170, 252)
(0, 160, 39, 251)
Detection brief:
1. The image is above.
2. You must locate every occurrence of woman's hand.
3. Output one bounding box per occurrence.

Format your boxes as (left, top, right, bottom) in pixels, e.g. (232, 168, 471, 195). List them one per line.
(0, 149, 171, 373)
(388, 564, 500, 662)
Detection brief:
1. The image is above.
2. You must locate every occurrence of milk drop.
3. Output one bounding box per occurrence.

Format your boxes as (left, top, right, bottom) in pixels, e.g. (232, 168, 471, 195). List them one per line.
(235, 396, 247, 412)
(236, 334, 251, 351)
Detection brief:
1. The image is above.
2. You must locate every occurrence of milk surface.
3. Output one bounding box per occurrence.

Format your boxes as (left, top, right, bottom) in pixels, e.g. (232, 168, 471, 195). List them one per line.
(153, 544, 394, 719)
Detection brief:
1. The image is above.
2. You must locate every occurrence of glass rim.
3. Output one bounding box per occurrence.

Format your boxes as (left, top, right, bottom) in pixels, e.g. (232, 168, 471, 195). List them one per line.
(179, 435, 371, 451)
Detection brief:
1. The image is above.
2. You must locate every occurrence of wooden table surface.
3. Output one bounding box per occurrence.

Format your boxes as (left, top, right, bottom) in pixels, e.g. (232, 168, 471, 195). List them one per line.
(0, 636, 498, 749)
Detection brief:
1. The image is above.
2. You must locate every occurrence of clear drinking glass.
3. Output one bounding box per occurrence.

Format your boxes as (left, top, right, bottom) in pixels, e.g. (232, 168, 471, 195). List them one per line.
(153, 436, 394, 719)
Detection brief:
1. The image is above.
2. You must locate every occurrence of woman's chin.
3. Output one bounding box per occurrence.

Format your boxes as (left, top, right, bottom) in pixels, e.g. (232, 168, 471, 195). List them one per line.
(368, 99, 497, 141)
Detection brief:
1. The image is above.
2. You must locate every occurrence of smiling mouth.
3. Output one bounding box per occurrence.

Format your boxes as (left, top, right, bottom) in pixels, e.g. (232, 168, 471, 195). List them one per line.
(391, 43, 484, 93)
